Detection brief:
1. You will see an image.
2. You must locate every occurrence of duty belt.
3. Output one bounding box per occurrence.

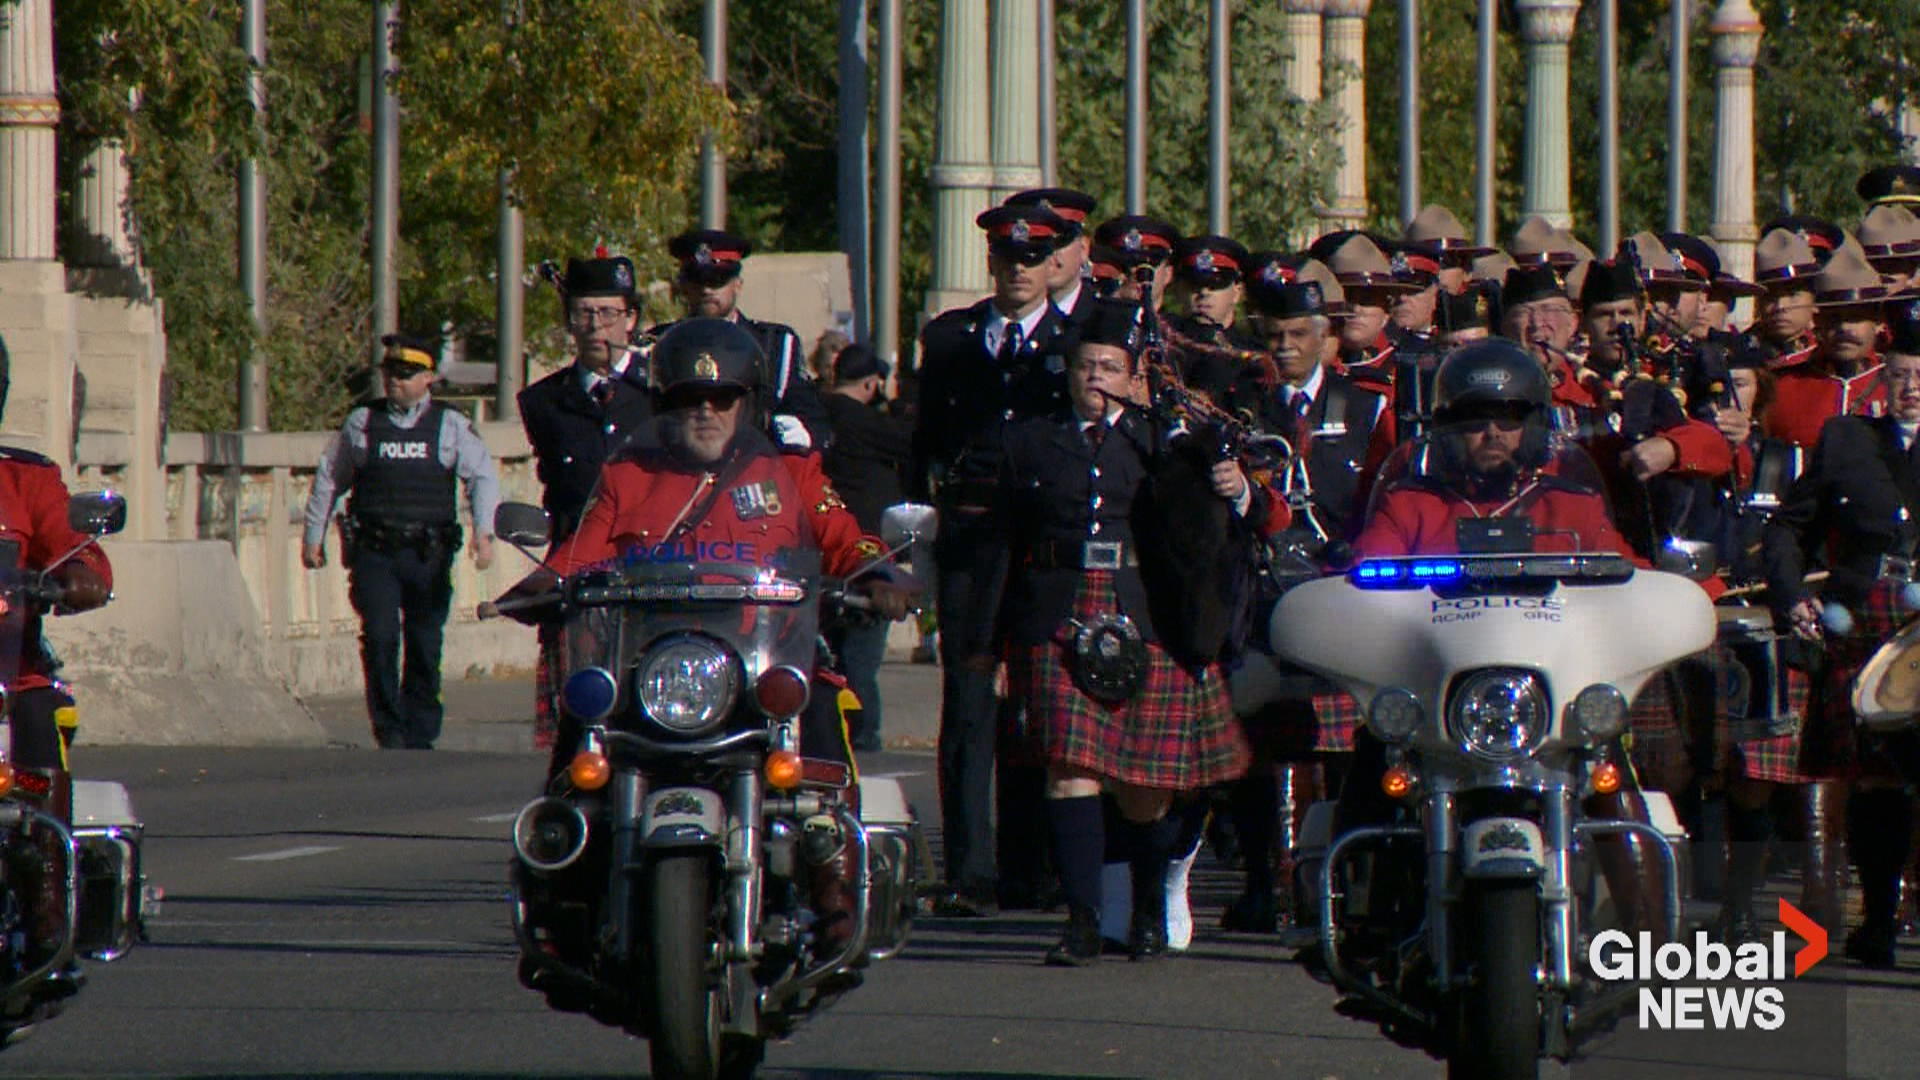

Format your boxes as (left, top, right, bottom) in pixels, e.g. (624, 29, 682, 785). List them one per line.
(1027, 539, 1138, 570)
(351, 517, 461, 554)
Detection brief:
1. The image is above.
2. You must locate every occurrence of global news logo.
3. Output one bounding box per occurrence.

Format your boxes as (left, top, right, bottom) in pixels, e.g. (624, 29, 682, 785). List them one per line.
(1586, 898, 1827, 1031)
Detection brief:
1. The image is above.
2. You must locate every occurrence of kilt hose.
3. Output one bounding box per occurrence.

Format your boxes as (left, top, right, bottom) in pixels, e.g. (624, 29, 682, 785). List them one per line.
(1006, 571, 1249, 791)
(1738, 582, 1903, 784)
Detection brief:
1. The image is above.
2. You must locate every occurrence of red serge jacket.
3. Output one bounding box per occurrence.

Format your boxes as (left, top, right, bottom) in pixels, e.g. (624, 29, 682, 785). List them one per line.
(549, 447, 885, 580)
(0, 450, 114, 692)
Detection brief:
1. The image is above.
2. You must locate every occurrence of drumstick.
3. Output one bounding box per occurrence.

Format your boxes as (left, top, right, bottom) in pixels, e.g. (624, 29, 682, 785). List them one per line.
(1717, 570, 1830, 600)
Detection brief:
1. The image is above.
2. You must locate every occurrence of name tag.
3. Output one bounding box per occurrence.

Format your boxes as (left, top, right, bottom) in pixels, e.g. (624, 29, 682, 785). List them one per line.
(1311, 422, 1347, 439)
(377, 441, 430, 460)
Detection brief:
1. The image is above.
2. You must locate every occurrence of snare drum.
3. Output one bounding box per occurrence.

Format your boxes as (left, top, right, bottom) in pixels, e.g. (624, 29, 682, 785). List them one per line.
(1852, 616, 1920, 732)
(1716, 605, 1801, 741)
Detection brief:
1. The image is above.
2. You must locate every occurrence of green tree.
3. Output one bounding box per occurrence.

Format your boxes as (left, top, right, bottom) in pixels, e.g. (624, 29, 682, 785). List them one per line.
(55, 0, 724, 432)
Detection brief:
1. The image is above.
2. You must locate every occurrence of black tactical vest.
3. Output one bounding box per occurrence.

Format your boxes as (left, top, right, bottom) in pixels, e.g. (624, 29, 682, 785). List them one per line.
(349, 403, 457, 526)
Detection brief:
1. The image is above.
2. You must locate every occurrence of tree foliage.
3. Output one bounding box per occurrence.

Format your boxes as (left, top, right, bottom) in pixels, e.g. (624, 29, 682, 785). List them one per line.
(54, 0, 723, 432)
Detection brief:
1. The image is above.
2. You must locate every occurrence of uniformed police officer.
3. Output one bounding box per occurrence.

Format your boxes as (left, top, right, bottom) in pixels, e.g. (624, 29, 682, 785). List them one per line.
(303, 335, 501, 750)
(1004, 187, 1100, 327)
(643, 228, 831, 449)
(518, 256, 656, 750)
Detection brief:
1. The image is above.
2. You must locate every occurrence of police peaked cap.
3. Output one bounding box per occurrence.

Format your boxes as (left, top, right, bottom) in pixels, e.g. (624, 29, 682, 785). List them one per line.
(1091, 215, 1182, 261)
(1247, 256, 1336, 318)
(669, 229, 753, 267)
(563, 256, 637, 300)
(380, 333, 438, 372)
(1172, 235, 1251, 284)
(1004, 188, 1098, 235)
(1859, 165, 1920, 207)
(1657, 232, 1722, 284)
(650, 317, 764, 396)
(977, 204, 1071, 257)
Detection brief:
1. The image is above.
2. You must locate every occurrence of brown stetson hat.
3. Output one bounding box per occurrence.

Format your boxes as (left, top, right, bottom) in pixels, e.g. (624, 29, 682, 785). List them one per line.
(1860, 205, 1920, 264)
(1752, 228, 1823, 287)
(1622, 231, 1704, 290)
(1811, 246, 1890, 308)
(1509, 215, 1587, 270)
(1471, 250, 1519, 284)
(1324, 234, 1422, 293)
(1402, 204, 1497, 259)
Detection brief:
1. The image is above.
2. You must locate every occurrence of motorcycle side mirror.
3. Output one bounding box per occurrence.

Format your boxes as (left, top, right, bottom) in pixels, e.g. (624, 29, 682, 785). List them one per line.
(68, 491, 127, 537)
(1656, 538, 1717, 581)
(1320, 540, 1355, 572)
(494, 502, 553, 550)
(880, 503, 938, 548)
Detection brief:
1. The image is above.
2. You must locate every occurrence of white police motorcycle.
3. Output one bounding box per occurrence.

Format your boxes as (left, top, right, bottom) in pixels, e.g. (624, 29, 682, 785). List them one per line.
(1266, 438, 1714, 1079)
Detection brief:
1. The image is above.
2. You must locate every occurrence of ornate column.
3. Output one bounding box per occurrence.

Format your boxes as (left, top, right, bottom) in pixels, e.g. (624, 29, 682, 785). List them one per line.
(1283, 0, 1324, 104)
(989, 0, 1041, 204)
(0, 0, 59, 260)
(1515, 0, 1581, 229)
(71, 139, 138, 272)
(926, 0, 993, 314)
(1710, 1, 1763, 283)
(1320, 0, 1371, 233)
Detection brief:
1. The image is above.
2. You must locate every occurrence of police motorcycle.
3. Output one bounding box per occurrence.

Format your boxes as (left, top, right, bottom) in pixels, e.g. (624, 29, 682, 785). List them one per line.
(0, 490, 152, 1047)
(1273, 432, 1714, 1080)
(480, 495, 929, 1080)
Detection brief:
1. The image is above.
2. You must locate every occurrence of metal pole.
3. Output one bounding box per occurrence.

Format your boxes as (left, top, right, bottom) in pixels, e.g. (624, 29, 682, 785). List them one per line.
(1207, 0, 1230, 234)
(1124, 0, 1148, 214)
(1398, 0, 1420, 227)
(1038, 0, 1057, 186)
(370, 1, 400, 373)
(495, 174, 523, 418)
(1474, 0, 1497, 247)
(1668, 0, 1688, 232)
(700, 0, 728, 229)
(239, 0, 268, 431)
(837, 0, 871, 340)
(1597, 0, 1619, 253)
(874, 0, 902, 370)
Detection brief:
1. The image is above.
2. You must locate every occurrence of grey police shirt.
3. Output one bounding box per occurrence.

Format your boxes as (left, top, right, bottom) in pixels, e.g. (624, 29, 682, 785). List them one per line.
(302, 395, 501, 547)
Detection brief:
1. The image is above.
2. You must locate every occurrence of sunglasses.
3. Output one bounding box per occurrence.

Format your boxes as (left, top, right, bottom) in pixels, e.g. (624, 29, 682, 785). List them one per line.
(381, 363, 432, 379)
(1455, 415, 1527, 434)
(663, 386, 747, 413)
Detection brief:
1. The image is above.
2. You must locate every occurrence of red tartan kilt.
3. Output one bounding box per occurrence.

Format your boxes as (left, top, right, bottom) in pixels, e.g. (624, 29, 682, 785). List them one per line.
(1006, 572, 1250, 791)
(533, 624, 563, 751)
(1239, 686, 1360, 758)
(1739, 582, 1905, 783)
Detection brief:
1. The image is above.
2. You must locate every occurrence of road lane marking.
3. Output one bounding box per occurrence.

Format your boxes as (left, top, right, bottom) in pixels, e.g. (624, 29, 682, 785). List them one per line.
(470, 812, 519, 823)
(232, 845, 342, 862)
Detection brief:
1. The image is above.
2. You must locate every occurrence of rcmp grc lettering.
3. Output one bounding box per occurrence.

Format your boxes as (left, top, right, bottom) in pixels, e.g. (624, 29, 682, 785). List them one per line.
(377, 441, 431, 461)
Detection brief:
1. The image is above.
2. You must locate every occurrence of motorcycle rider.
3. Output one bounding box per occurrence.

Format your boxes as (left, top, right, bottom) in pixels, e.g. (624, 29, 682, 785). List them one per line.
(0, 349, 114, 989)
(504, 318, 916, 955)
(1348, 340, 1675, 937)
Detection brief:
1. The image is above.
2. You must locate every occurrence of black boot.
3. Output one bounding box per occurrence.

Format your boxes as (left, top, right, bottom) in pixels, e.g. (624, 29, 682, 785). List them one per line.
(1127, 815, 1177, 961)
(1046, 905, 1103, 967)
(1718, 801, 1773, 945)
(1802, 781, 1850, 941)
(1846, 788, 1911, 970)
(1222, 766, 1279, 932)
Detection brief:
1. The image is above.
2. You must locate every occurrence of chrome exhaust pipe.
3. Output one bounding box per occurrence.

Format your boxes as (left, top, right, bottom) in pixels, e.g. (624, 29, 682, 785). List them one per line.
(512, 797, 590, 874)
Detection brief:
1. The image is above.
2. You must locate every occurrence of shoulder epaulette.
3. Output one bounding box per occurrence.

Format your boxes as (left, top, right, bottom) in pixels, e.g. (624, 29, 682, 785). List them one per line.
(0, 446, 55, 468)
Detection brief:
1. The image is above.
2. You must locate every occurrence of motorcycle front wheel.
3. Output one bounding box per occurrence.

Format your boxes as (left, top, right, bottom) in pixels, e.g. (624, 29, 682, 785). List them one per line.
(645, 852, 762, 1080)
(1447, 879, 1541, 1080)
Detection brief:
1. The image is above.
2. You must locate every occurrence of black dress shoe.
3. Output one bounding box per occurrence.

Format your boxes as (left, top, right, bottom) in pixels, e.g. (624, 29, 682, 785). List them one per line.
(1128, 922, 1168, 962)
(1045, 906, 1102, 967)
(1846, 921, 1899, 970)
(1220, 891, 1278, 934)
(931, 887, 999, 919)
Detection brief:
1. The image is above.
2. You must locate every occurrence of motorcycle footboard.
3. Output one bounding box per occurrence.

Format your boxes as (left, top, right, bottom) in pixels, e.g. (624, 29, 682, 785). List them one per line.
(1573, 818, 1685, 943)
(70, 825, 145, 961)
(1320, 824, 1431, 1030)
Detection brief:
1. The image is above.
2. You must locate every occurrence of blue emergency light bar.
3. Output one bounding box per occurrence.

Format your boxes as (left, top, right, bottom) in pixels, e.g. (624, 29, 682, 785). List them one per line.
(1349, 554, 1635, 589)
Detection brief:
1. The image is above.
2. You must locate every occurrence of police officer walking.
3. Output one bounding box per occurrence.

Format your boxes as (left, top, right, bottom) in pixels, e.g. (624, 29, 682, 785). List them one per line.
(303, 334, 501, 750)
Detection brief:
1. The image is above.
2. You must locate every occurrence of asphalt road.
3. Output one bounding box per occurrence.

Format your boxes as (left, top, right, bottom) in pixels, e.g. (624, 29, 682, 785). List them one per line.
(3, 744, 1918, 1079)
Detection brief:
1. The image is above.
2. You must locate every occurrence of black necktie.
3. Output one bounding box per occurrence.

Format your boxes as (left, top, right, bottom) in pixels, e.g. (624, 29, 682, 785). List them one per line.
(591, 379, 614, 409)
(998, 324, 1024, 366)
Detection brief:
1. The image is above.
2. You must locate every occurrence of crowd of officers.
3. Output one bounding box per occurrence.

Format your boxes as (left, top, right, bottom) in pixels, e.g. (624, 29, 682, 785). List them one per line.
(305, 160, 1920, 973)
(906, 163, 1920, 971)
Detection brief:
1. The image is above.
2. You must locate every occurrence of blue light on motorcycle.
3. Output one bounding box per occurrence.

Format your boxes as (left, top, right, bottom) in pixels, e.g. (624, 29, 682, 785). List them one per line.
(1353, 559, 1462, 588)
(562, 667, 620, 722)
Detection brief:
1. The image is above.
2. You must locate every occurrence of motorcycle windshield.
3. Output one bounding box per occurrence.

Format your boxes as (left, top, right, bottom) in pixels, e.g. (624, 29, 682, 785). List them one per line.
(1358, 426, 1619, 557)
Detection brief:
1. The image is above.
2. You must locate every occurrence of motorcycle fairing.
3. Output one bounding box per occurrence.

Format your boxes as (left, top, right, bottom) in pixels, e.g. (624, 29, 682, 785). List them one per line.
(1271, 569, 1714, 751)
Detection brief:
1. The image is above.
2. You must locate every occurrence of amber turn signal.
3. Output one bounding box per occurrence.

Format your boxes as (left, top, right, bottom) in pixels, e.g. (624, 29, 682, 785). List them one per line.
(1591, 761, 1623, 795)
(765, 749, 803, 790)
(1381, 765, 1415, 800)
(0, 763, 15, 797)
(568, 751, 611, 791)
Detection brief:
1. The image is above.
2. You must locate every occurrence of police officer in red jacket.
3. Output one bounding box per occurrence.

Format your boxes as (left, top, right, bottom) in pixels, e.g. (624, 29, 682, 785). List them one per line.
(0, 345, 113, 988)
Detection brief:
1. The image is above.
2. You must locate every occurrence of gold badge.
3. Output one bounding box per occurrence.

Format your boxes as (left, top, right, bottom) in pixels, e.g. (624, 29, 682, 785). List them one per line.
(853, 538, 885, 560)
(1473, 293, 1489, 320)
(815, 481, 847, 513)
(693, 352, 720, 379)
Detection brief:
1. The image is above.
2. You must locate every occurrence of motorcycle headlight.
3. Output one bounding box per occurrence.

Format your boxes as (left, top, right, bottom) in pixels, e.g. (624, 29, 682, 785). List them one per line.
(1568, 683, 1629, 742)
(636, 636, 739, 734)
(1448, 669, 1549, 760)
(1368, 688, 1424, 743)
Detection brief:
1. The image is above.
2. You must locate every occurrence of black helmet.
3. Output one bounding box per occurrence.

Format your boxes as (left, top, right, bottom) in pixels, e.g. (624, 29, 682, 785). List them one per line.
(1431, 338, 1552, 421)
(1430, 337, 1554, 472)
(650, 317, 764, 399)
